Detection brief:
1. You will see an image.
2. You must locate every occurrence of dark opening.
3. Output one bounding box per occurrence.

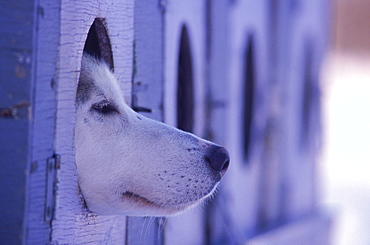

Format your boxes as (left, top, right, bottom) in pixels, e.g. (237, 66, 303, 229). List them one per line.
(300, 41, 319, 151)
(177, 25, 194, 133)
(83, 18, 114, 70)
(242, 37, 256, 162)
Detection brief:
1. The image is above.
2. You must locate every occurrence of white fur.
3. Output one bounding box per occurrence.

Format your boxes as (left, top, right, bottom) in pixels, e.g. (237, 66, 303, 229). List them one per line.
(75, 54, 228, 216)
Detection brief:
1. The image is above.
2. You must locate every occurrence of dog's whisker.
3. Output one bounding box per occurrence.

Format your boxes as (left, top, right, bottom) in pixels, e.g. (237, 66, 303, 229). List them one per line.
(157, 217, 167, 238)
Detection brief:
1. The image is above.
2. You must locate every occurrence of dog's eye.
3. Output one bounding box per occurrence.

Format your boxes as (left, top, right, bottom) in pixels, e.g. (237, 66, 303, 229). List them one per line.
(92, 101, 118, 115)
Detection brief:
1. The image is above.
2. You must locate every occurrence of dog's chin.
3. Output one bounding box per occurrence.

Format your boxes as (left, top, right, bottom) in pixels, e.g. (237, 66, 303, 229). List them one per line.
(83, 184, 219, 216)
(120, 194, 198, 217)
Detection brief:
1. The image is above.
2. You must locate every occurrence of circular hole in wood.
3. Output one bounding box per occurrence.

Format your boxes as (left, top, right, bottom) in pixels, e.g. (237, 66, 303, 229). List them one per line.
(300, 40, 320, 152)
(177, 25, 194, 133)
(242, 36, 256, 162)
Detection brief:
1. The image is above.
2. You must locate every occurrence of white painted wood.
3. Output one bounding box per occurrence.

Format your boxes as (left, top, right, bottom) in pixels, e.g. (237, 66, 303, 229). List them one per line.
(223, 0, 270, 239)
(126, 1, 165, 244)
(163, 0, 206, 137)
(0, 1, 59, 243)
(277, 0, 330, 222)
(163, 1, 208, 244)
(202, 1, 234, 243)
(52, 0, 133, 243)
(24, 0, 60, 243)
(133, 0, 164, 121)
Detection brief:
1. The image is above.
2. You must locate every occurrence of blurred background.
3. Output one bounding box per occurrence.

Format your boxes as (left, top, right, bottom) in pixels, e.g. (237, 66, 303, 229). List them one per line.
(323, 0, 370, 244)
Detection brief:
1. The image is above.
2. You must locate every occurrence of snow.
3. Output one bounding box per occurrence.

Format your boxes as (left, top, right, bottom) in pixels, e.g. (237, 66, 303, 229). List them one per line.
(322, 52, 370, 245)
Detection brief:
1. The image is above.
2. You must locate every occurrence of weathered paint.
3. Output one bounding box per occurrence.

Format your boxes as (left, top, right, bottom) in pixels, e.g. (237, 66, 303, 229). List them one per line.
(0, 0, 60, 243)
(51, 0, 133, 243)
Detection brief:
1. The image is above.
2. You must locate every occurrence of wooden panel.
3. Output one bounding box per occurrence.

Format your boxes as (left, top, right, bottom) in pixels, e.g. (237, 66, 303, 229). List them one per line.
(277, 0, 330, 222)
(203, 1, 234, 243)
(51, 0, 133, 243)
(223, 0, 270, 239)
(163, 1, 208, 244)
(0, 1, 36, 243)
(126, 0, 164, 243)
(25, 0, 61, 243)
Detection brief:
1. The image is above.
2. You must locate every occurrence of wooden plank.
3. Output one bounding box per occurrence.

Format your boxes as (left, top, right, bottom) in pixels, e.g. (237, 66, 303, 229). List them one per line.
(222, 0, 271, 240)
(132, 0, 164, 120)
(25, 0, 61, 243)
(163, 1, 209, 244)
(274, 0, 329, 222)
(0, 1, 36, 243)
(126, 0, 164, 243)
(203, 1, 237, 243)
(51, 0, 133, 243)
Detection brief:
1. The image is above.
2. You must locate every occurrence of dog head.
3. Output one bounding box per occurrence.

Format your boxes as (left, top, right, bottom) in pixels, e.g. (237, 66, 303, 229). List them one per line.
(75, 54, 229, 216)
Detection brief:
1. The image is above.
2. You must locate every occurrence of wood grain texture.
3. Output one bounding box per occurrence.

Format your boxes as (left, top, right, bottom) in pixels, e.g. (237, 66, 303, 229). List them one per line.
(51, 0, 133, 243)
(25, 0, 61, 243)
(0, 1, 35, 243)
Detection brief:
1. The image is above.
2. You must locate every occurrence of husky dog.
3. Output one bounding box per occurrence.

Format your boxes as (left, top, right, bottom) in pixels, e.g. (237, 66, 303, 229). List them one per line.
(75, 53, 229, 216)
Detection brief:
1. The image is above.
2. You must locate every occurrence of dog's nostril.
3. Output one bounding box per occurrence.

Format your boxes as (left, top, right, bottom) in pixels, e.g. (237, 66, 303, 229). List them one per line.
(205, 146, 230, 177)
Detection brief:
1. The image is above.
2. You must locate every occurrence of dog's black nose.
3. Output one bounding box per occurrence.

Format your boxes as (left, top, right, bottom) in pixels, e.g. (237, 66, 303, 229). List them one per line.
(205, 146, 230, 177)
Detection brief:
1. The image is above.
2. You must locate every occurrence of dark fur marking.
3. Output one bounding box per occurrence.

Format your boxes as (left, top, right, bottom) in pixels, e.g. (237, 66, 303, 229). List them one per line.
(76, 54, 108, 105)
(76, 76, 95, 105)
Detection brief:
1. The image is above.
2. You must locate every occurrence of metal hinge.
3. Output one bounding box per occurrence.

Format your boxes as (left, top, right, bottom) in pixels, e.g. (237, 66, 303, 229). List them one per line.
(44, 154, 60, 222)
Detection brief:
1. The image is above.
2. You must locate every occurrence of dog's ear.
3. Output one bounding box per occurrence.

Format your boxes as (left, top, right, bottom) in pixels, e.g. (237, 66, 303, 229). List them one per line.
(76, 77, 94, 105)
(76, 54, 97, 105)
(76, 52, 108, 105)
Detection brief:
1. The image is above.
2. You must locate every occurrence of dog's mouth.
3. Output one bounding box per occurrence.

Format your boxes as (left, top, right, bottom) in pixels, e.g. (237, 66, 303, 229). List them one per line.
(121, 191, 187, 215)
(122, 191, 159, 207)
(121, 188, 216, 215)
